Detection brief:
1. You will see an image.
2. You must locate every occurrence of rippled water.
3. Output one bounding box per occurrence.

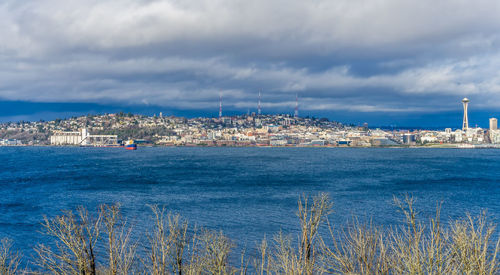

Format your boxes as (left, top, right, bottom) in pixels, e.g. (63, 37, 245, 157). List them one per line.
(1, 147, 499, 262)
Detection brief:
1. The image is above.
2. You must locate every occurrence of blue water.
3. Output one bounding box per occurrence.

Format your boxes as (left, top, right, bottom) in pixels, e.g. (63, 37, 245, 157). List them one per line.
(1, 147, 499, 263)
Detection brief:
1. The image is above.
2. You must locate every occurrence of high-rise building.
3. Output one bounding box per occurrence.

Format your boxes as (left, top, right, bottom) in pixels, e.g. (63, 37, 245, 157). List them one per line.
(462, 98, 469, 130)
(490, 118, 498, 130)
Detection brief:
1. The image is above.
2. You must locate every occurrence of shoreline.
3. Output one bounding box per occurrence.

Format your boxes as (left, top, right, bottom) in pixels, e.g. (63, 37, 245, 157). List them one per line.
(2, 144, 500, 149)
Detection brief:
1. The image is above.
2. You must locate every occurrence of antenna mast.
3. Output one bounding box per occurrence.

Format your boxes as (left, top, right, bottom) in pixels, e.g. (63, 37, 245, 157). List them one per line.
(258, 91, 262, 116)
(294, 93, 299, 118)
(219, 93, 222, 119)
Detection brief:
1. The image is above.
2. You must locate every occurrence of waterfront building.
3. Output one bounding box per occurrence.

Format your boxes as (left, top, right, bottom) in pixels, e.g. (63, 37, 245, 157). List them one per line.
(403, 133, 416, 145)
(270, 139, 288, 146)
(490, 130, 500, 144)
(371, 138, 398, 146)
(50, 128, 118, 146)
(454, 130, 463, 143)
(50, 129, 84, 145)
(464, 127, 485, 144)
(0, 139, 22, 146)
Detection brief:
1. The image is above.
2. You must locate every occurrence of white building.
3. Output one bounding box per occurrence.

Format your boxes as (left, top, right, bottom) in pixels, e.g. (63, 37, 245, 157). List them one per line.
(50, 129, 86, 145)
(454, 130, 463, 142)
(490, 129, 500, 144)
(270, 139, 288, 146)
(50, 128, 118, 146)
(0, 139, 22, 146)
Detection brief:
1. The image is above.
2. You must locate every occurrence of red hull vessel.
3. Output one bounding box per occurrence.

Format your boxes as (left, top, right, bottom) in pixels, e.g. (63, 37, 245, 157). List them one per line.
(124, 140, 137, 150)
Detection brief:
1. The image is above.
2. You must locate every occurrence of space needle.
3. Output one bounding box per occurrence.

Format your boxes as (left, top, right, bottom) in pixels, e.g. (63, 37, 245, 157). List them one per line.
(462, 97, 469, 131)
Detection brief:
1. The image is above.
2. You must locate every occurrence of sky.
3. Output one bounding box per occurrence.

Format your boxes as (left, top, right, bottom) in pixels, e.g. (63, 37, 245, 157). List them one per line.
(1, 0, 500, 127)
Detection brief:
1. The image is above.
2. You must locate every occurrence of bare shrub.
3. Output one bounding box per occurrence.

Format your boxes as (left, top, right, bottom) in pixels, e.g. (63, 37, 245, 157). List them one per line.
(101, 205, 137, 275)
(319, 195, 500, 275)
(297, 193, 332, 274)
(253, 237, 271, 275)
(7, 194, 499, 274)
(269, 232, 300, 274)
(448, 212, 500, 275)
(145, 206, 188, 275)
(389, 195, 427, 274)
(195, 230, 234, 275)
(34, 205, 137, 275)
(0, 238, 20, 275)
(35, 207, 102, 275)
(320, 219, 390, 274)
(264, 193, 332, 275)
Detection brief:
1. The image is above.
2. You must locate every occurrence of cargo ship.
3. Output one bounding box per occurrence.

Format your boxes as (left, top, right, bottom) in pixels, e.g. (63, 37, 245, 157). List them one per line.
(124, 140, 137, 150)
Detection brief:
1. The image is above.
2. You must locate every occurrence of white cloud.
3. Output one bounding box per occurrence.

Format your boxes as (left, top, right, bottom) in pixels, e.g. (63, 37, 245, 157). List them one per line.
(0, 0, 500, 113)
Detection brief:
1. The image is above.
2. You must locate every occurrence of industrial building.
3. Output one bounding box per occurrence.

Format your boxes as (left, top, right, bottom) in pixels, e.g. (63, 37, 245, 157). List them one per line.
(50, 128, 118, 146)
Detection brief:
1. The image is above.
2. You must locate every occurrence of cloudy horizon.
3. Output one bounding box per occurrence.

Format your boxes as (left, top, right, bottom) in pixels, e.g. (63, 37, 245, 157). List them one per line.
(1, 0, 500, 126)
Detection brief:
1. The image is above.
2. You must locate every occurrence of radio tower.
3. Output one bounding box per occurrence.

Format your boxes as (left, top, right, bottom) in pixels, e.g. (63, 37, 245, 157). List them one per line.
(294, 93, 299, 118)
(219, 93, 222, 119)
(258, 91, 261, 116)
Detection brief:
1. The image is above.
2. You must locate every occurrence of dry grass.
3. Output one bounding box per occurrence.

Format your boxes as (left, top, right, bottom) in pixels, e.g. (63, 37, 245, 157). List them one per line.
(1, 194, 498, 274)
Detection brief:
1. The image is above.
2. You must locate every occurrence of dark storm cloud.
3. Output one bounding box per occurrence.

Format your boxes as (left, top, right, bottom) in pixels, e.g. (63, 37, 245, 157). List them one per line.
(1, 0, 500, 115)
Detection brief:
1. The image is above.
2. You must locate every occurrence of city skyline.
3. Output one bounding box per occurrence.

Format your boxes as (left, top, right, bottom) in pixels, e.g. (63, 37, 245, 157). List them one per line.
(1, 96, 499, 129)
(4, 107, 500, 147)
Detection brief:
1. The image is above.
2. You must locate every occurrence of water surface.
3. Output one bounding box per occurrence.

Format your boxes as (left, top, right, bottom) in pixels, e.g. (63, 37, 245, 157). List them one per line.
(1, 147, 499, 261)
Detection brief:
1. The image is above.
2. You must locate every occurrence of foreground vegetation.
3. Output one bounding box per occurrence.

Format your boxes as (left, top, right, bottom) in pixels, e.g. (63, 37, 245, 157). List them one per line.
(1, 194, 499, 274)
